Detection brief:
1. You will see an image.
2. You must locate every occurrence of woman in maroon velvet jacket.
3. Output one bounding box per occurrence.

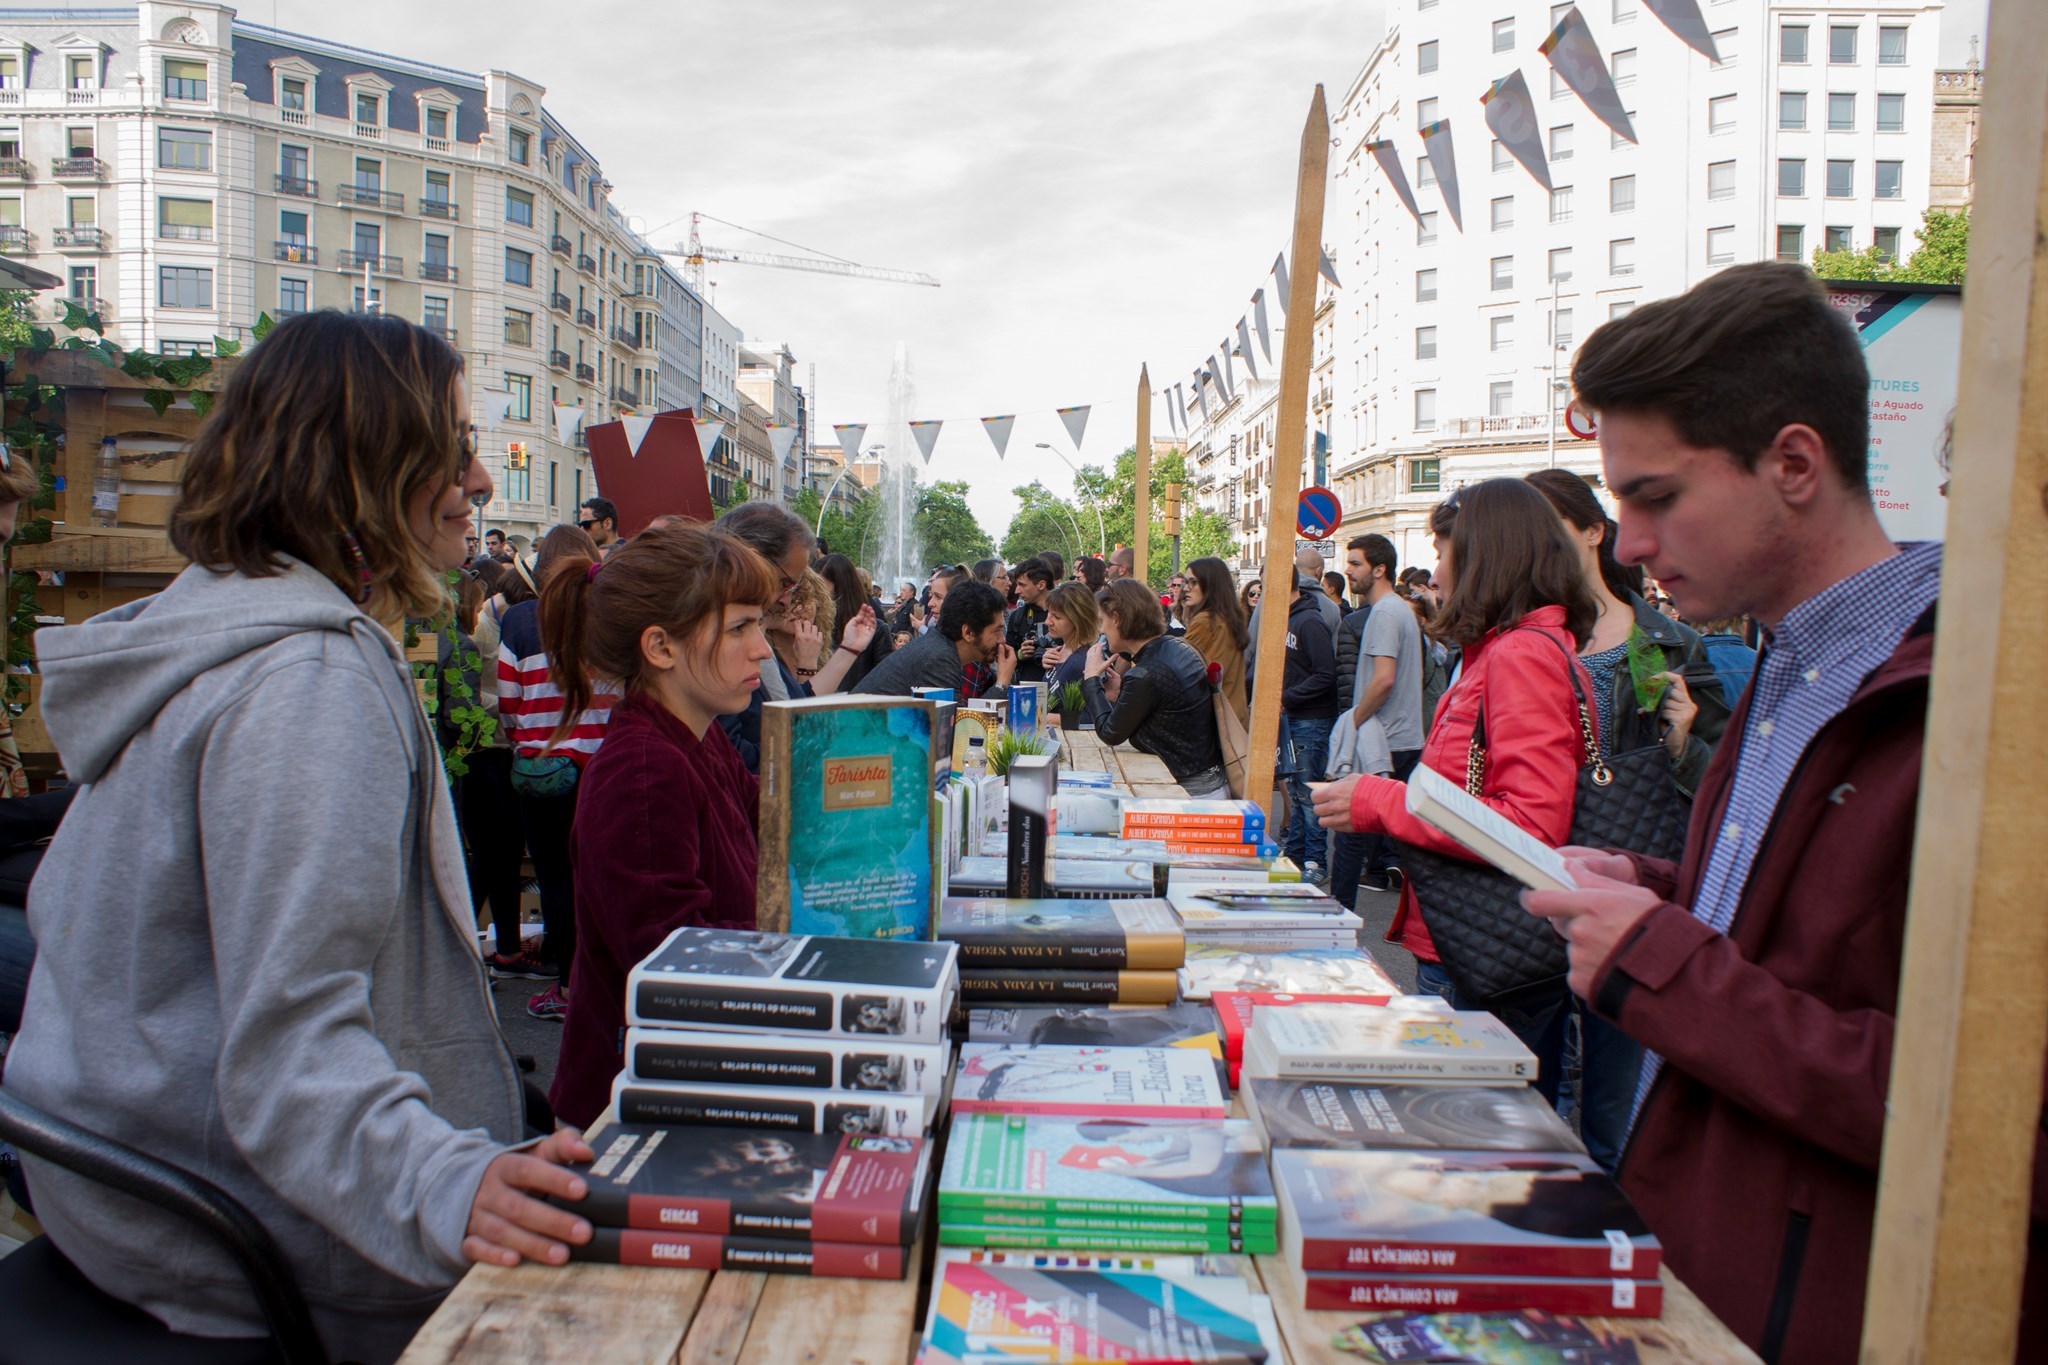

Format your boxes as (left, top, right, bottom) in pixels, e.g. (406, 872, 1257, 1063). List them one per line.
(535, 522, 781, 1130)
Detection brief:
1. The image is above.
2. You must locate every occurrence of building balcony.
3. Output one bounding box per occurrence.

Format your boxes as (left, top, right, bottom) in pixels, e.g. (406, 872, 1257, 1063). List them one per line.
(576, 253, 596, 275)
(1439, 412, 1573, 440)
(549, 234, 571, 258)
(611, 385, 640, 407)
(336, 251, 402, 276)
(419, 261, 459, 283)
(610, 324, 641, 347)
(279, 105, 309, 126)
(418, 197, 460, 222)
(575, 362, 596, 383)
(575, 307, 596, 328)
(549, 291, 571, 315)
(158, 224, 212, 242)
(0, 226, 29, 254)
(355, 123, 383, 142)
(548, 349, 570, 372)
(425, 323, 458, 346)
(53, 226, 103, 250)
(337, 184, 404, 212)
(50, 156, 103, 180)
(0, 158, 28, 180)
(274, 241, 317, 264)
(275, 174, 318, 199)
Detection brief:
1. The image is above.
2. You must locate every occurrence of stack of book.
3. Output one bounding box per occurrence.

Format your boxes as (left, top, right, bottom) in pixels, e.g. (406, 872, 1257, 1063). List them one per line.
(937, 896, 1185, 1004)
(967, 1001, 1223, 1062)
(1166, 883, 1363, 953)
(917, 1249, 1283, 1363)
(1178, 944, 1402, 1002)
(1243, 1077, 1579, 1153)
(1119, 798, 1279, 859)
(1211, 991, 1447, 1089)
(952, 1043, 1229, 1119)
(566, 1121, 929, 1278)
(938, 1112, 1279, 1254)
(1240, 1004, 1538, 1086)
(612, 925, 960, 1137)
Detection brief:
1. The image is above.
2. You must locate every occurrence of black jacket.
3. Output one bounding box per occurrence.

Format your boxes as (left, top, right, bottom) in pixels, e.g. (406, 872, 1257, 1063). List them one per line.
(1603, 593, 1733, 796)
(839, 618, 893, 692)
(1280, 592, 1339, 720)
(851, 627, 968, 697)
(1006, 601, 1049, 684)
(1081, 634, 1223, 784)
(1334, 605, 1368, 712)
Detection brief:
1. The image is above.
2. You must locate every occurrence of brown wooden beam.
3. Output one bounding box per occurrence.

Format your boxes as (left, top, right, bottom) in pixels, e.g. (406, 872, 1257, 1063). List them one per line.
(1134, 364, 1151, 585)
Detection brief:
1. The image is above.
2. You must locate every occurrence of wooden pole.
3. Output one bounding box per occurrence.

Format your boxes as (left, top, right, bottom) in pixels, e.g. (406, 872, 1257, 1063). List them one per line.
(1243, 85, 1328, 824)
(1862, 3, 2048, 1357)
(1134, 365, 1151, 585)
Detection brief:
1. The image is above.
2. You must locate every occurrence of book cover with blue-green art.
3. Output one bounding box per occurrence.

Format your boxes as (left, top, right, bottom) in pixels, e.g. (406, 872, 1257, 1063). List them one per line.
(758, 696, 937, 940)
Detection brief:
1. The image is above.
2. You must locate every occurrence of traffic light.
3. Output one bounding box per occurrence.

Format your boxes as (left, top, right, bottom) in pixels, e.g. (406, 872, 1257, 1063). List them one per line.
(507, 441, 529, 470)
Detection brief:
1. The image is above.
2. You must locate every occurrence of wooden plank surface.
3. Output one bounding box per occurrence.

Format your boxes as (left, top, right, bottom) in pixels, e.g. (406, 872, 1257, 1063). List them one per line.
(1862, 0, 2048, 1356)
(12, 529, 186, 575)
(397, 1262, 711, 1365)
(1252, 1258, 1760, 1365)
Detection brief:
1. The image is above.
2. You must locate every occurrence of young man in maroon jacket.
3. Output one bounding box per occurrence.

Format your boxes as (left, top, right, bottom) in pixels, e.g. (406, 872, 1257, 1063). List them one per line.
(1521, 263, 2044, 1363)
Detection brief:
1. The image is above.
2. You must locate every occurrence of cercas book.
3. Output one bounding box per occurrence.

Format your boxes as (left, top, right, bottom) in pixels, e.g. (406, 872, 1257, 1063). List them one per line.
(1243, 1006, 1537, 1082)
(624, 1026, 949, 1097)
(937, 896, 1185, 970)
(953, 1043, 1228, 1119)
(626, 925, 958, 1045)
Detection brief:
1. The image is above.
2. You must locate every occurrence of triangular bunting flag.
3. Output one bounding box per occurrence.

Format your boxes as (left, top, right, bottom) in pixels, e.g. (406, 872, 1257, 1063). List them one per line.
(834, 423, 867, 463)
(481, 390, 516, 422)
(1273, 252, 1292, 314)
(982, 415, 1015, 459)
(695, 419, 727, 462)
(766, 423, 799, 464)
(909, 420, 943, 463)
(1542, 9, 1638, 144)
(1482, 70, 1554, 191)
(1644, 0, 1721, 61)
(1218, 343, 1236, 398)
(1368, 139, 1423, 221)
(1163, 390, 1181, 438)
(1056, 405, 1090, 450)
(1210, 353, 1234, 405)
(1421, 119, 1463, 230)
(1318, 246, 1341, 289)
(1193, 371, 1211, 422)
(1237, 317, 1261, 384)
(1175, 382, 1191, 430)
(1252, 289, 1273, 363)
(552, 403, 585, 445)
(620, 414, 654, 456)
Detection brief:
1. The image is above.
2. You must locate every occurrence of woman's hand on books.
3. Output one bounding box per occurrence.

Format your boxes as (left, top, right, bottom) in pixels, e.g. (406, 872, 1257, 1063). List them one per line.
(462, 1127, 596, 1269)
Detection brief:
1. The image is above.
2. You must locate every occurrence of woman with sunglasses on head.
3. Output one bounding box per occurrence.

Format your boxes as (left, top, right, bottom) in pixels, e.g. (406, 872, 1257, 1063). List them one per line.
(1311, 478, 1599, 1106)
(7, 312, 597, 1363)
(539, 523, 782, 1130)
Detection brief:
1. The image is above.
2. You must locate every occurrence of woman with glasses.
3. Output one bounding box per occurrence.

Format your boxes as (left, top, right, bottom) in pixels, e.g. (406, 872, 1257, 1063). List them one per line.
(8, 312, 598, 1362)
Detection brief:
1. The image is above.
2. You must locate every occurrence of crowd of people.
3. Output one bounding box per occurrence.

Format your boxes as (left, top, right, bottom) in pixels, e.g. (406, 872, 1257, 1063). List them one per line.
(0, 262, 2040, 1365)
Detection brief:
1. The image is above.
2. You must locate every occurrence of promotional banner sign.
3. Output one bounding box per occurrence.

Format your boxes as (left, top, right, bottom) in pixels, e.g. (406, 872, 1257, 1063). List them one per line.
(1824, 283, 1962, 543)
(586, 409, 714, 535)
(834, 422, 867, 463)
(1237, 317, 1261, 383)
(766, 423, 799, 464)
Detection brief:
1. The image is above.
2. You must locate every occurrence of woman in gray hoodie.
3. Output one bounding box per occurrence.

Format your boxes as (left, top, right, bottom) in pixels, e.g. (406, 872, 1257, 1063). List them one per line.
(7, 312, 596, 1362)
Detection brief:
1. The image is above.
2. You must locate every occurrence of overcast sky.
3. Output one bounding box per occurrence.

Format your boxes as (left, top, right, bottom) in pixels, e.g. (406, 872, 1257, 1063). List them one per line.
(275, 0, 1992, 543)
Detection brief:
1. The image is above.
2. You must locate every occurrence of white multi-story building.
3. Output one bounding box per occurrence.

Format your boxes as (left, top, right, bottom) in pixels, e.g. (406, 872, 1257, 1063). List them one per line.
(1329, 0, 1942, 569)
(0, 1, 720, 540)
(699, 297, 742, 502)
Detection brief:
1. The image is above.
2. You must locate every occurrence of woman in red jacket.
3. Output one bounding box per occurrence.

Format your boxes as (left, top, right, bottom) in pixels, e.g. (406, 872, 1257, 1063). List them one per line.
(537, 522, 781, 1129)
(1313, 478, 1597, 1100)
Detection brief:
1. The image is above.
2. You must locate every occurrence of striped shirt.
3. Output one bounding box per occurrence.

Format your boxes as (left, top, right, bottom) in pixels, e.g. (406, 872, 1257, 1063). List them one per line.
(1632, 540, 1943, 1123)
(496, 599, 618, 764)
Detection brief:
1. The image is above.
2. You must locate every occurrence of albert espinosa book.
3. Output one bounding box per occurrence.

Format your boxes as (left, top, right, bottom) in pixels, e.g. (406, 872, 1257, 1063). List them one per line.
(626, 925, 958, 1044)
(938, 897, 1185, 970)
(1119, 797, 1268, 834)
(918, 1251, 1279, 1365)
(953, 1043, 1227, 1118)
(611, 1075, 936, 1137)
(571, 1123, 929, 1242)
(1243, 1006, 1536, 1082)
(939, 1112, 1275, 1222)
(1298, 1271, 1662, 1317)
(624, 1026, 949, 1097)
(572, 1227, 909, 1278)
(1243, 1080, 1581, 1152)
(757, 695, 940, 940)
(1271, 1148, 1661, 1279)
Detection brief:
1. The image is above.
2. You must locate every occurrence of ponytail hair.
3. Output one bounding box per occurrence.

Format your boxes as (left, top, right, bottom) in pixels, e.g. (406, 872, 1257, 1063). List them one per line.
(1524, 467, 1643, 602)
(536, 521, 780, 749)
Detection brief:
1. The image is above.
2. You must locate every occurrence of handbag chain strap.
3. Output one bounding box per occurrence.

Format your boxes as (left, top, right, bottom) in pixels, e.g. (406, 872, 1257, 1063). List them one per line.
(1460, 626, 1613, 797)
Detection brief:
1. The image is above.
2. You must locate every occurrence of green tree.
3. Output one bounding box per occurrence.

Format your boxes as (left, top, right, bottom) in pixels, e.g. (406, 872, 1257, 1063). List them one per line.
(1067, 447, 1238, 590)
(1812, 207, 1968, 284)
(0, 290, 33, 352)
(913, 479, 995, 568)
(1000, 480, 1090, 566)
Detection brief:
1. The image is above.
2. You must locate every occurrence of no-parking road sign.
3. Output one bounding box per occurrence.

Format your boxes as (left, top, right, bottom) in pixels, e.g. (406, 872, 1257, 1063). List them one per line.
(1296, 485, 1342, 540)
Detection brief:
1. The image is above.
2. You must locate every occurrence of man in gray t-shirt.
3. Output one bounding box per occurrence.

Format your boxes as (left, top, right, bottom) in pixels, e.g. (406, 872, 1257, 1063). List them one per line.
(1334, 536, 1426, 900)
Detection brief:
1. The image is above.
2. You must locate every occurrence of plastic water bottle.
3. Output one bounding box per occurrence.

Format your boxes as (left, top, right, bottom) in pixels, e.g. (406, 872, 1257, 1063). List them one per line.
(91, 436, 118, 527)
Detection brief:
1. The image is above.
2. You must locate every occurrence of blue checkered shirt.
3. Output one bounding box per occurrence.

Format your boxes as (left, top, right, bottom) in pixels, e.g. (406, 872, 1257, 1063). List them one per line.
(1631, 540, 1943, 1123)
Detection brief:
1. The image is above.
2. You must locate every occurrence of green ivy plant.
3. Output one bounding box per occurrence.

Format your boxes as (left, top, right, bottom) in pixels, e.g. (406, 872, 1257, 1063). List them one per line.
(408, 571, 497, 780)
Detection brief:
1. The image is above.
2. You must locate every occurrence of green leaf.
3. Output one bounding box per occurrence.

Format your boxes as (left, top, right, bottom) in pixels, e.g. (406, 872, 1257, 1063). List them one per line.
(60, 300, 91, 332)
(140, 387, 176, 418)
(120, 349, 155, 379)
(252, 312, 277, 342)
(89, 339, 120, 368)
(213, 335, 241, 358)
(1626, 626, 1669, 714)
(57, 336, 85, 350)
(188, 390, 215, 419)
(26, 326, 52, 352)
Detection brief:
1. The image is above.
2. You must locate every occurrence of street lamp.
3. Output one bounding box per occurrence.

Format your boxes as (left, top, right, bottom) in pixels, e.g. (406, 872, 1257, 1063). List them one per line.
(1034, 442, 1107, 557)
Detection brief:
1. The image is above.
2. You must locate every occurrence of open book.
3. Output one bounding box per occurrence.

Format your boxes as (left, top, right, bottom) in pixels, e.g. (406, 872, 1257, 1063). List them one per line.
(1403, 764, 1578, 891)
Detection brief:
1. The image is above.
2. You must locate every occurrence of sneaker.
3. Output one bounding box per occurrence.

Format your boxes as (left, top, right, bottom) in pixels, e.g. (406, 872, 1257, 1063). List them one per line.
(1359, 868, 1404, 895)
(488, 942, 554, 980)
(1302, 861, 1329, 888)
(526, 984, 569, 1022)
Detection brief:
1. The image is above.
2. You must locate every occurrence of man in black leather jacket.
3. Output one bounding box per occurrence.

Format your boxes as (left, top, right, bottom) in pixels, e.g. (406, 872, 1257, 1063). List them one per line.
(1080, 580, 1228, 795)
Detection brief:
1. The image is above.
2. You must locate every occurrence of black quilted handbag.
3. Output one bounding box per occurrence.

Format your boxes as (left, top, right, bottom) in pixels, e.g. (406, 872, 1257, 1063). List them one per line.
(1396, 631, 1690, 1010)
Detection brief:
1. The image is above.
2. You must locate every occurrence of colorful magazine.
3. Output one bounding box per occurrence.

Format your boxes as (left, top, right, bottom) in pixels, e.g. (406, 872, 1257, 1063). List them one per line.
(624, 1026, 949, 1096)
(939, 1113, 1275, 1222)
(1331, 1310, 1642, 1364)
(1271, 1149, 1661, 1279)
(1244, 1080, 1581, 1152)
(953, 1044, 1227, 1118)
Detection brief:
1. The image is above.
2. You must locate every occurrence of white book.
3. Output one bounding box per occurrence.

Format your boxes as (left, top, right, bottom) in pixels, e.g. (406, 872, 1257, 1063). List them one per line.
(610, 1074, 938, 1136)
(624, 1026, 950, 1097)
(1244, 1005, 1537, 1082)
(1403, 763, 1578, 891)
(953, 1043, 1228, 1118)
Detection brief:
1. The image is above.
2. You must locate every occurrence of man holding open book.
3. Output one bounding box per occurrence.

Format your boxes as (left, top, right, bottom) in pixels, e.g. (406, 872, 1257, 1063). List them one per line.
(1516, 264, 2045, 1364)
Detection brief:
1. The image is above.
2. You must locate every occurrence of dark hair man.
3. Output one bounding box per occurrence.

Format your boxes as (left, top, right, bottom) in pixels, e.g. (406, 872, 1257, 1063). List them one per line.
(713, 500, 822, 770)
(1329, 533, 1425, 905)
(1516, 263, 2022, 1364)
(1007, 558, 1058, 683)
(1322, 570, 1348, 607)
(578, 496, 620, 551)
(486, 528, 510, 561)
(854, 580, 1016, 698)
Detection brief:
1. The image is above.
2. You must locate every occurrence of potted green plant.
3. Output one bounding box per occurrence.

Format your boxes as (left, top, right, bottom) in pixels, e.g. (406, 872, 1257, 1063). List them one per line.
(1050, 680, 1087, 731)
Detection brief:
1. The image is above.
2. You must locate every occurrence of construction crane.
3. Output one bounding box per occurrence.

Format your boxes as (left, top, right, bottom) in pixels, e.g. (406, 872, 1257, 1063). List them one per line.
(664, 212, 941, 293)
